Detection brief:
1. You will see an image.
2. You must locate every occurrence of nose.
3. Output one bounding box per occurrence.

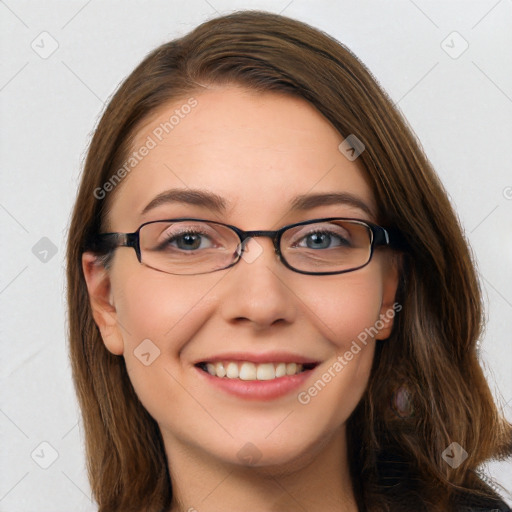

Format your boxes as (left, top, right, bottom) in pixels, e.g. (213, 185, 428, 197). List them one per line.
(220, 237, 297, 329)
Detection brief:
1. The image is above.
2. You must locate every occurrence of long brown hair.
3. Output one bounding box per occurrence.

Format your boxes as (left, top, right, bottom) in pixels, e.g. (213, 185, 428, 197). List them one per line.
(66, 10, 512, 511)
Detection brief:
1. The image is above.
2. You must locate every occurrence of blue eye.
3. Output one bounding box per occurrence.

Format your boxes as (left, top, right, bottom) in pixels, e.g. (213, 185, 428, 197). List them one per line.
(301, 231, 351, 249)
(292, 226, 353, 250)
(166, 231, 211, 250)
(157, 226, 216, 252)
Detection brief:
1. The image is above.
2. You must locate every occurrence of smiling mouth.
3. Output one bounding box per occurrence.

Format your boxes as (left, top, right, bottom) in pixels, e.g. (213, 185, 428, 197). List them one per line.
(196, 361, 318, 381)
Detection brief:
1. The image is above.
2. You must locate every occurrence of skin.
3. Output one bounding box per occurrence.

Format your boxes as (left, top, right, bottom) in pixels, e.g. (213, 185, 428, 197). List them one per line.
(83, 85, 400, 512)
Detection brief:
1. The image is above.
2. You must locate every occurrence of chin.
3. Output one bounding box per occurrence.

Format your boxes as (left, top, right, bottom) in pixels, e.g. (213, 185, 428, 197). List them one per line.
(198, 424, 337, 472)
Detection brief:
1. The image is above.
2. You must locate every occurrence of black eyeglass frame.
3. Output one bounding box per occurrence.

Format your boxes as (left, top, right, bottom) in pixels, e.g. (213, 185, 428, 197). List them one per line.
(87, 217, 405, 276)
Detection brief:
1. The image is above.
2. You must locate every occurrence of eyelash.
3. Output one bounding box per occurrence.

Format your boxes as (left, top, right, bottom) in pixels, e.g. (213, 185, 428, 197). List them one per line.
(159, 227, 350, 251)
(156, 227, 215, 251)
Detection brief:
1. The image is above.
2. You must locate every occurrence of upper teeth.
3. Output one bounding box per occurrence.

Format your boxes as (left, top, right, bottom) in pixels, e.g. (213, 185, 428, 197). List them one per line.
(204, 361, 304, 380)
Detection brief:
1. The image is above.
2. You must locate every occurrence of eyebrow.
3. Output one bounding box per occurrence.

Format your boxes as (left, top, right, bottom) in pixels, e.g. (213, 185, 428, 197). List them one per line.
(141, 189, 227, 216)
(140, 189, 374, 218)
(290, 192, 374, 218)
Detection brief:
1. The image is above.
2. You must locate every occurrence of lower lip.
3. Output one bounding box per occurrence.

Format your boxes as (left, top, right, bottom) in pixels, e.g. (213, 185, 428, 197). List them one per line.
(195, 366, 315, 401)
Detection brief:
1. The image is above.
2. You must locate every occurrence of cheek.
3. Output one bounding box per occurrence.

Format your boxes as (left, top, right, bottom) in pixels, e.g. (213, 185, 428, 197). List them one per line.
(112, 263, 221, 348)
(289, 270, 385, 424)
(109, 265, 221, 396)
(304, 269, 384, 349)
(109, 257, 387, 441)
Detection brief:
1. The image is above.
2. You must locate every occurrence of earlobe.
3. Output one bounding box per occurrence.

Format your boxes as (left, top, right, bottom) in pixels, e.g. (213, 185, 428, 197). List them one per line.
(82, 252, 124, 355)
(376, 303, 398, 340)
(376, 253, 402, 341)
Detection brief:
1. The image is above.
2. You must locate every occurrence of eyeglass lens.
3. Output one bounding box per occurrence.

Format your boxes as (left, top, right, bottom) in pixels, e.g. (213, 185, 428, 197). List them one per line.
(138, 220, 373, 275)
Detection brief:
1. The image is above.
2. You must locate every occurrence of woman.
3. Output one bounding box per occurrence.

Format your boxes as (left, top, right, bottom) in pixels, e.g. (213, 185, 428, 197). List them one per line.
(66, 10, 512, 512)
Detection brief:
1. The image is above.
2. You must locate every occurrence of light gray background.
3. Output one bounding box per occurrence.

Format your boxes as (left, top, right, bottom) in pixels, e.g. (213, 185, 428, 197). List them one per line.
(1, 1, 511, 510)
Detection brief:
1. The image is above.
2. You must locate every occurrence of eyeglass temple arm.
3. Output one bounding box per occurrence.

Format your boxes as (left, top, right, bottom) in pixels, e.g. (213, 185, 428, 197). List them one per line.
(85, 232, 138, 253)
(374, 226, 408, 251)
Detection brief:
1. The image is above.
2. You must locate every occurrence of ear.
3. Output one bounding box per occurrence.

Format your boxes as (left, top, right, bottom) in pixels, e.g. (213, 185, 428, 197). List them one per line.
(82, 252, 124, 355)
(376, 252, 402, 341)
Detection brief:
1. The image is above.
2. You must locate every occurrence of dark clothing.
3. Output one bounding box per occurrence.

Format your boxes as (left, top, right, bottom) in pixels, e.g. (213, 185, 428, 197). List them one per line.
(454, 492, 511, 511)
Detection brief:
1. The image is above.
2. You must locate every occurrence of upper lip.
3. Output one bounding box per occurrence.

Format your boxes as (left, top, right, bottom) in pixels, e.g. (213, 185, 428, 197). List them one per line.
(195, 351, 321, 365)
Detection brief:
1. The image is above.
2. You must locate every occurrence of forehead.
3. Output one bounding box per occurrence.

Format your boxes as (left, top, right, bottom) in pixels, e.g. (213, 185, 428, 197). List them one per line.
(107, 85, 376, 230)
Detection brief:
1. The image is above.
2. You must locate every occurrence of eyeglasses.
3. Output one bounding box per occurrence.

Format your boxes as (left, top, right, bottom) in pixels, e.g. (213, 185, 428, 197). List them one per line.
(88, 217, 404, 276)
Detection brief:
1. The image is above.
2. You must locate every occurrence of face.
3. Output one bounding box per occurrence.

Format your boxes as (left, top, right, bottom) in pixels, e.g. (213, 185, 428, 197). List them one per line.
(83, 85, 399, 471)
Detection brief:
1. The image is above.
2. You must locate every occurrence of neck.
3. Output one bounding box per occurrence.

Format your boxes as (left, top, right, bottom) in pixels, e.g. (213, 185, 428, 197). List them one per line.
(164, 427, 359, 512)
